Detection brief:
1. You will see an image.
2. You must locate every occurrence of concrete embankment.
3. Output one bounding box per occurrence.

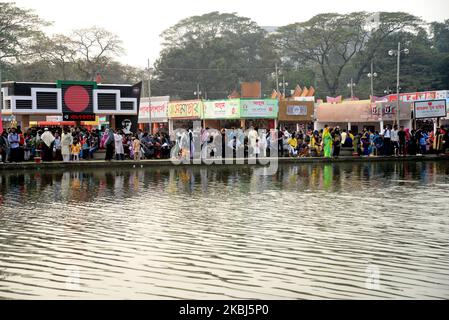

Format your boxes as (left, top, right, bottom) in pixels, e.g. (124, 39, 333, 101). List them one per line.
(1, 155, 448, 172)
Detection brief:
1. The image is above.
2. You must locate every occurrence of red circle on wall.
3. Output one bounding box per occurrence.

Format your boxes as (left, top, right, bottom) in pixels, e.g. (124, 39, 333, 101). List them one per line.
(64, 86, 89, 112)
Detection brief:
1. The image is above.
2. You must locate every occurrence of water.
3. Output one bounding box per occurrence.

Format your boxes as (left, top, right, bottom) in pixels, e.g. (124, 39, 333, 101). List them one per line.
(0, 161, 449, 299)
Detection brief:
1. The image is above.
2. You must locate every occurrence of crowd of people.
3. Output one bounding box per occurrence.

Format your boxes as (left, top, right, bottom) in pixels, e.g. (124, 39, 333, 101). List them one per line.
(281, 124, 449, 158)
(1, 124, 448, 163)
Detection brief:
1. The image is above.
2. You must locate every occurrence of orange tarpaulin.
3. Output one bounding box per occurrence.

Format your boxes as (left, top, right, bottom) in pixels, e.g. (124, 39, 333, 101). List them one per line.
(292, 85, 303, 97)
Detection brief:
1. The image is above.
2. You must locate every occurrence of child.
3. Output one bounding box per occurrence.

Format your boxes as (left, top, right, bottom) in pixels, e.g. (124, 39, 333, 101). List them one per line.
(71, 140, 81, 161)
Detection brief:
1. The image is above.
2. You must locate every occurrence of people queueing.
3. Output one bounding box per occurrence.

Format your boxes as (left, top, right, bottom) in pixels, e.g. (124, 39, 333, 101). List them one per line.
(0, 124, 447, 163)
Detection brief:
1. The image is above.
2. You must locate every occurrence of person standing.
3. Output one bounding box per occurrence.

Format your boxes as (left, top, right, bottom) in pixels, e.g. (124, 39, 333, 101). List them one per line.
(40, 128, 55, 162)
(61, 128, 73, 162)
(418, 129, 429, 155)
(391, 125, 400, 157)
(332, 128, 342, 157)
(398, 126, 406, 157)
(361, 128, 371, 157)
(132, 136, 141, 161)
(114, 130, 125, 160)
(8, 128, 21, 162)
(54, 131, 62, 161)
(71, 139, 81, 161)
(0, 130, 10, 162)
(383, 125, 392, 156)
(322, 126, 333, 158)
(105, 129, 115, 161)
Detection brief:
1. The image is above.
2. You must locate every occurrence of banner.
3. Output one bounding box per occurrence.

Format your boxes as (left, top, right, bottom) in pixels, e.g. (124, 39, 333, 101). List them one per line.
(203, 99, 240, 119)
(286, 105, 308, 116)
(168, 100, 203, 119)
(139, 96, 169, 123)
(414, 100, 447, 119)
(240, 99, 278, 118)
(326, 96, 342, 104)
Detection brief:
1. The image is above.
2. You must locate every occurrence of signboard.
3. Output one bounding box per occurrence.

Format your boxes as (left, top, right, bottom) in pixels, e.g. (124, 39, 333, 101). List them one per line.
(286, 105, 308, 116)
(139, 96, 169, 122)
(57, 81, 97, 117)
(203, 99, 240, 119)
(167, 100, 203, 118)
(240, 99, 278, 118)
(388, 91, 449, 102)
(414, 100, 447, 119)
(63, 113, 96, 121)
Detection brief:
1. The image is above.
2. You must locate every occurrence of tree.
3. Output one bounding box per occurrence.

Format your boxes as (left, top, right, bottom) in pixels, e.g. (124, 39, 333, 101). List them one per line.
(0, 2, 50, 63)
(274, 13, 372, 96)
(37, 35, 76, 80)
(274, 12, 424, 97)
(153, 12, 278, 99)
(69, 26, 125, 81)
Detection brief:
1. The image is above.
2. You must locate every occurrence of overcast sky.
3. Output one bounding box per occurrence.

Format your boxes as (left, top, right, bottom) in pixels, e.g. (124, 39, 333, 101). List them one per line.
(14, 0, 449, 68)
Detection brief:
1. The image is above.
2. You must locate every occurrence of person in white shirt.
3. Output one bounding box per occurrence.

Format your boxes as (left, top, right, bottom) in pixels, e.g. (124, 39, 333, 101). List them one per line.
(383, 125, 392, 156)
(391, 125, 400, 156)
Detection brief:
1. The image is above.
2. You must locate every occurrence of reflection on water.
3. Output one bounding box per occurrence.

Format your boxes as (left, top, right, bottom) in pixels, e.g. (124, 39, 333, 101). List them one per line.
(0, 161, 449, 299)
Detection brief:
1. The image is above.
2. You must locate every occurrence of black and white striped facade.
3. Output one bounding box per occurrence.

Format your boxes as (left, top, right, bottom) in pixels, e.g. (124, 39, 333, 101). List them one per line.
(0, 81, 142, 115)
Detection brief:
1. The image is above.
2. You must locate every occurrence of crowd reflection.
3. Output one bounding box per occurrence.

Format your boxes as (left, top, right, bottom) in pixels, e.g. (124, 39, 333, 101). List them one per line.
(0, 161, 448, 208)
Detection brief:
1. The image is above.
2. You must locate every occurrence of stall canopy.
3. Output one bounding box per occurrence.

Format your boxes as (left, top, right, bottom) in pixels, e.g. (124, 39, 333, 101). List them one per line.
(168, 100, 203, 119)
(278, 100, 314, 122)
(316, 100, 412, 123)
(240, 99, 278, 118)
(139, 96, 169, 123)
(203, 99, 240, 119)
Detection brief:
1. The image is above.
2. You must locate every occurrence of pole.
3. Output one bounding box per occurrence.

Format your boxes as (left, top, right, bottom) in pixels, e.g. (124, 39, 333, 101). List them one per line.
(196, 83, 200, 100)
(0, 68, 3, 111)
(148, 59, 152, 134)
(275, 63, 279, 94)
(0, 69, 3, 133)
(350, 78, 354, 99)
(370, 60, 374, 98)
(282, 75, 286, 97)
(396, 42, 401, 127)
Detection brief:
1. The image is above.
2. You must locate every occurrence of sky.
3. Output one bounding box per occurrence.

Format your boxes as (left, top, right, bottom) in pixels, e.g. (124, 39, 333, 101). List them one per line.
(13, 0, 449, 68)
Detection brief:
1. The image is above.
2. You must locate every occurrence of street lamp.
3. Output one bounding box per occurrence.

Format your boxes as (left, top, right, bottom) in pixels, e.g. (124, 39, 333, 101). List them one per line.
(347, 78, 356, 99)
(388, 42, 409, 126)
(279, 74, 289, 97)
(384, 87, 393, 95)
(367, 60, 378, 98)
(194, 83, 202, 99)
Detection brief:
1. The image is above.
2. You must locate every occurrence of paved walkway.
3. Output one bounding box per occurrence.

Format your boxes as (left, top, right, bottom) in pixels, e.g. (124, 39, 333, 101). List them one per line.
(1, 155, 448, 171)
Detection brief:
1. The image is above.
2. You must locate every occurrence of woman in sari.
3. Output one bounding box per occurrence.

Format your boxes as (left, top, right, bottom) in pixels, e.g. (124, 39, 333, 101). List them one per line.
(322, 127, 333, 158)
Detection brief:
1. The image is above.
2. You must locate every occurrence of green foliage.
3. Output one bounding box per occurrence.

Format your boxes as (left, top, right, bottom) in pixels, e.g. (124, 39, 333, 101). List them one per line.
(153, 12, 278, 99)
(0, 2, 50, 62)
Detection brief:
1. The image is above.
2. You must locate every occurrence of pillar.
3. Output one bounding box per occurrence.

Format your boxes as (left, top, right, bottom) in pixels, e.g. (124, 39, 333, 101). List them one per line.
(168, 119, 174, 139)
(21, 114, 30, 129)
(347, 122, 351, 131)
(110, 115, 116, 130)
(380, 120, 384, 134)
(240, 119, 246, 130)
(434, 120, 438, 134)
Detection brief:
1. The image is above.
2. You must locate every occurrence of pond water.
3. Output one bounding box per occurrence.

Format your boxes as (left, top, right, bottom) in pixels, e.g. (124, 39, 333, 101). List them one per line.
(0, 161, 449, 299)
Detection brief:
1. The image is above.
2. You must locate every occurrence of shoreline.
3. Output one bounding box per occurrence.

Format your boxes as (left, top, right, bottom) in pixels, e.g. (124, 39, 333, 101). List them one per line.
(1, 154, 449, 171)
